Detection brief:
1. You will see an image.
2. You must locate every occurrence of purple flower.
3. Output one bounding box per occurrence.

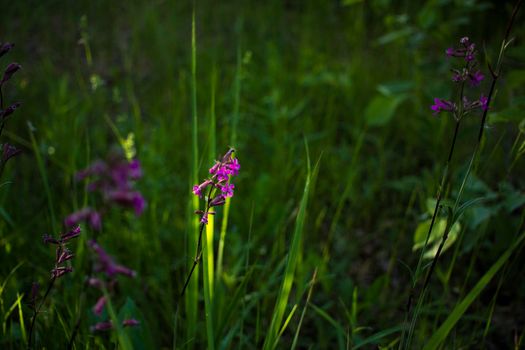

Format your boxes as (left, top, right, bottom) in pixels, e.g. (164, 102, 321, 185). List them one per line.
(128, 159, 143, 179)
(107, 190, 146, 215)
(1, 102, 21, 120)
(2, 143, 21, 163)
(194, 149, 239, 224)
(469, 70, 484, 86)
(51, 266, 73, 279)
(122, 319, 140, 327)
(210, 195, 226, 207)
(89, 240, 137, 278)
(227, 158, 240, 176)
(430, 98, 455, 116)
(480, 95, 489, 111)
(90, 319, 139, 332)
(60, 225, 81, 242)
(1, 63, 21, 85)
(220, 184, 235, 198)
(0, 43, 14, 58)
(192, 179, 212, 198)
(64, 208, 102, 231)
(92, 296, 107, 316)
(56, 248, 74, 264)
(90, 321, 113, 332)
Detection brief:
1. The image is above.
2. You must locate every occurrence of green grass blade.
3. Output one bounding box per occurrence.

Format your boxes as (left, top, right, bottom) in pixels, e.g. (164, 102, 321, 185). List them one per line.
(28, 123, 57, 233)
(352, 326, 403, 349)
(202, 65, 217, 350)
(203, 212, 215, 350)
(291, 268, 318, 350)
(262, 145, 313, 350)
(185, 7, 199, 347)
(423, 230, 525, 350)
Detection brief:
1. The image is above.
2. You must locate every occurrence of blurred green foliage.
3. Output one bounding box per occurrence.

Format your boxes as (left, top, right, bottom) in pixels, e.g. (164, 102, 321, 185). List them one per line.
(0, 0, 524, 348)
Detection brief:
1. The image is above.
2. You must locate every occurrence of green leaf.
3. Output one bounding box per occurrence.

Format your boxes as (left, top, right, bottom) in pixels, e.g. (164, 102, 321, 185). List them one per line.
(413, 219, 460, 259)
(365, 95, 406, 127)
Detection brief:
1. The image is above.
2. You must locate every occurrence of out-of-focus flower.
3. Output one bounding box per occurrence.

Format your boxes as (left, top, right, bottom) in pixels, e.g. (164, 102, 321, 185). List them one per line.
(64, 208, 102, 231)
(1, 63, 21, 85)
(88, 240, 137, 278)
(0, 43, 14, 58)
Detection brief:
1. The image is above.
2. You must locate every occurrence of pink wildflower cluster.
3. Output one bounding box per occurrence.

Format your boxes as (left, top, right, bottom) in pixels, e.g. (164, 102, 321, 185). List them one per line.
(192, 148, 240, 224)
(42, 226, 81, 279)
(65, 150, 146, 230)
(432, 37, 488, 118)
(87, 240, 139, 332)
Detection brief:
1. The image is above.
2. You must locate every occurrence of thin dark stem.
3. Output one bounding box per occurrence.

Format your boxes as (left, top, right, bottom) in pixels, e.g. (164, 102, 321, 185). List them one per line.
(179, 185, 214, 300)
(27, 277, 56, 349)
(179, 221, 206, 299)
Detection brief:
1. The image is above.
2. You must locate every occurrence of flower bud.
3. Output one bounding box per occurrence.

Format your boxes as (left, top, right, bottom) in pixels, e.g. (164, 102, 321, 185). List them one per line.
(1, 63, 21, 84)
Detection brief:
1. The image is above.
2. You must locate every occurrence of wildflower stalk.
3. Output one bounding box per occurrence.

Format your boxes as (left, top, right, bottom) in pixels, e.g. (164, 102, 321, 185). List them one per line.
(423, 0, 522, 318)
(402, 2, 522, 348)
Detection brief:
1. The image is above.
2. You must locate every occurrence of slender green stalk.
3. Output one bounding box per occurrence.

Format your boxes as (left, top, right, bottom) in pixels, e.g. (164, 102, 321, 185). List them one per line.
(185, 6, 199, 347)
(217, 35, 242, 281)
(263, 142, 315, 350)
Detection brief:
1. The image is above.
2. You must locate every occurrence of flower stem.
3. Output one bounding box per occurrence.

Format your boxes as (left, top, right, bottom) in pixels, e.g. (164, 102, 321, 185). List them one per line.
(27, 277, 56, 349)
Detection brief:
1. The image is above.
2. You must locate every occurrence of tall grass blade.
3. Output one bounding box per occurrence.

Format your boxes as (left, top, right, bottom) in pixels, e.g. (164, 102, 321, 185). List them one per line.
(423, 230, 525, 350)
(185, 7, 199, 346)
(262, 142, 315, 350)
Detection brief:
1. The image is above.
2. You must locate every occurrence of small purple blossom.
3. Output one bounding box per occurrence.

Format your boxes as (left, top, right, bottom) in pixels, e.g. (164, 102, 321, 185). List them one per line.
(90, 319, 140, 332)
(221, 184, 235, 198)
(480, 95, 489, 111)
(192, 149, 240, 225)
(92, 296, 107, 316)
(469, 70, 484, 86)
(0, 43, 14, 58)
(90, 321, 113, 332)
(43, 226, 81, 279)
(192, 179, 212, 198)
(73, 151, 146, 224)
(1, 102, 21, 120)
(1, 63, 21, 85)
(64, 208, 102, 231)
(2, 143, 21, 163)
(106, 190, 146, 216)
(430, 98, 455, 116)
(122, 319, 140, 327)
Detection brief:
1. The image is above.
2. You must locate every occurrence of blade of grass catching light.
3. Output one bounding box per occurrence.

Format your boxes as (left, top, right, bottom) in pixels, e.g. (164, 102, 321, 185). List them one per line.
(202, 68, 217, 350)
(16, 293, 26, 344)
(291, 268, 318, 350)
(273, 304, 298, 348)
(423, 230, 525, 350)
(262, 140, 315, 350)
(217, 30, 242, 281)
(185, 7, 199, 347)
(203, 217, 215, 349)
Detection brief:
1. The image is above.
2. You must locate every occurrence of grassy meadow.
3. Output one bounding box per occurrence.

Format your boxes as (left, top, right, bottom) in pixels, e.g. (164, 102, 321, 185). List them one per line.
(1, 0, 525, 348)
